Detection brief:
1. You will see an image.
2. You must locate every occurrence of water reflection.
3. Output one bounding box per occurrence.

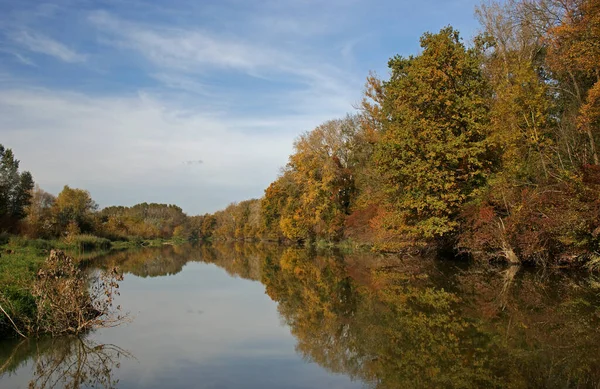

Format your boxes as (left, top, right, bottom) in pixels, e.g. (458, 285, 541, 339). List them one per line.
(2, 243, 600, 388)
(95, 245, 192, 278)
(0, 335, 132, 389)
(260, 247, 600, 388)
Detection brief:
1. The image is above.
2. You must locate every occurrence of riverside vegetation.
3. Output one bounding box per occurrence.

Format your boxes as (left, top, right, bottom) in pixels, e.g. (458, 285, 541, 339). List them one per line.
(196, 0, 600, 269)
(1, 0, 600, 339)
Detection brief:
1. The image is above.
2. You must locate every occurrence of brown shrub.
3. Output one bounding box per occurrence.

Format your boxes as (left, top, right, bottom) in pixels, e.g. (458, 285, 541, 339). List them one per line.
(31, 250, 126, 336)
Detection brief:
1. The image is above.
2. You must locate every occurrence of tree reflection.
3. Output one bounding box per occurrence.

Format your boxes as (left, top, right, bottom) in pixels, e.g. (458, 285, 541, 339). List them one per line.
(95, 245, 193, 278)
(260, 247, 600, 388)
(199, 242, 284, 281)
(262, 248, 499, 388)
(0, 336, 132, 389)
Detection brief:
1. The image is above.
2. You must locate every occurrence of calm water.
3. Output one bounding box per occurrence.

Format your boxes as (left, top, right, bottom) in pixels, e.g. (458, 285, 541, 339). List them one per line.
(1, 244, 600, 388)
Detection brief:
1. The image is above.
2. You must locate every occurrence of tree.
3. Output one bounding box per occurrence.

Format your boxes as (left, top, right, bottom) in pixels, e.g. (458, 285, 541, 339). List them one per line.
(52, 186, 98, 235)
(0, 144, 34, 231)
(546, 0, 600, 165)
(24, 186, 56, 238)
(364, 27, 495, 248)
(476, 0, 553, 180)
(262, 116, 363, 242)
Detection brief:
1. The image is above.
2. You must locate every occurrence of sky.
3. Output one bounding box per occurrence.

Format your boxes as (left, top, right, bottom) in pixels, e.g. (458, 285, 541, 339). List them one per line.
(0, 0, 485, 215)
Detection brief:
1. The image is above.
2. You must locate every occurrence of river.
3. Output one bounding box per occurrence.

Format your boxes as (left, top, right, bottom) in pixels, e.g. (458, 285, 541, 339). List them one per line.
(1, 243, 600, 388)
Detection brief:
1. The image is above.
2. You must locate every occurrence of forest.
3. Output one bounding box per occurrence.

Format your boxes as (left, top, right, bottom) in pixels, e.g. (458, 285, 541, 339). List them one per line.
(195, 0, 600, 267)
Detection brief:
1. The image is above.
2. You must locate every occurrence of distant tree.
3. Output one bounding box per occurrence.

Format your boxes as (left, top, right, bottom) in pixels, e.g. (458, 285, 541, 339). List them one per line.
(52, 186, 98, 235)
(0, 144, 34, 231)
(261, 116, 363, 242)
(200, 214, 217, 239)
(97, 203, 188, 240)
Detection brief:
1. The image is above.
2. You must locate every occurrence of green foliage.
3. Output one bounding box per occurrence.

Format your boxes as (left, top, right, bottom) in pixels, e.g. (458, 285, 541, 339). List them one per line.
(0, 144, 34, 232)
(367, 27, 495, 248)
(52, 186, 97, 235)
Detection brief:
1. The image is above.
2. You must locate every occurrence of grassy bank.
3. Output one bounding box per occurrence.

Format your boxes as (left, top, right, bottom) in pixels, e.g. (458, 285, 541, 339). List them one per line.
(0, 235, 186, 339)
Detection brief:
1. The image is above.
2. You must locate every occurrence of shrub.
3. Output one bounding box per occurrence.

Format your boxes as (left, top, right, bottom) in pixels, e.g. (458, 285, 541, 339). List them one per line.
(458, 182, 600, 265)
(32, 250, 125, 336)
(1, 250, 126, 337)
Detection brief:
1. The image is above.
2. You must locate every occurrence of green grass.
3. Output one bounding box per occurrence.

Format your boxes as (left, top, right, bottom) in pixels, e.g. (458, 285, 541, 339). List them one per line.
(67, 234, 112, 251)
(0, 243, 46, 338)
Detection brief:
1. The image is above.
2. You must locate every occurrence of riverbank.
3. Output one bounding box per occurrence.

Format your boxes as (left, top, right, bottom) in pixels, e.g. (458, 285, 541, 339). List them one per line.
(0, 235, 187, 339)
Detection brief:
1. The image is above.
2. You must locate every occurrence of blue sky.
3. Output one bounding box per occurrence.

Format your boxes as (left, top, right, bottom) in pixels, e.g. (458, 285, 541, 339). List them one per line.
(0, 0, 485, 215)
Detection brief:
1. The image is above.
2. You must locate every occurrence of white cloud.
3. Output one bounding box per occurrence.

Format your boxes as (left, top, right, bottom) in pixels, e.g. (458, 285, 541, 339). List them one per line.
(0, 88, 302, 213)
(11, 30, 87, 63)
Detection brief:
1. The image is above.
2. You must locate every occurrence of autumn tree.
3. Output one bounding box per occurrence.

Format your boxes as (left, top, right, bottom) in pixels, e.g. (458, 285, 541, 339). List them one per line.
(98, 203, 188, 240)
(476, 1, 553, 180)
(24, 186, 56, 238)
(456, 0, 600, 264)
(546, 0, 600, 165)
(52, 186, 98, 235)
(261, 171, 299, 241)
(364, 27, 495, 249)
(200, 213, 217, 239)
(262, 116, 363, 242)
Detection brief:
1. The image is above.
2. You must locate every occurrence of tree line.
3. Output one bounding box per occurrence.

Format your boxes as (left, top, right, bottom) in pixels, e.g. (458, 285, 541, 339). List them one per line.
(2, 0, 599, 265)
(0, 147, 198, 243)
(201, 0, 600, 265)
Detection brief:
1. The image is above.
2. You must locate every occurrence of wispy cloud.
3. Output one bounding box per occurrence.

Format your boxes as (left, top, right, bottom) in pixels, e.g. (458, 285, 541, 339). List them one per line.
(87, 9, 361, 126)
(150, 73, 209, 95)
(11, 30, 87, 63)
(0, 48, 37, 67)
(89, 11, 282, 74)
(88, 10, 360, 90)
(13, 52, 36, 67)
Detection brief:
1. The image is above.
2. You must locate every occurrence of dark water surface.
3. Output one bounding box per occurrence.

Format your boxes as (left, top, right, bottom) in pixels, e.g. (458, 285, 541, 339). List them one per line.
(1, 244, 600, 388)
